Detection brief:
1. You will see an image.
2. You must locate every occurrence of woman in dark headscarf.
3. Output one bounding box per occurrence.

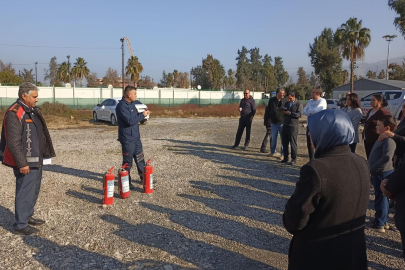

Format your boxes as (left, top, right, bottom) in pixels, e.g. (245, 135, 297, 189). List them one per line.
(283, 109, 370, 270)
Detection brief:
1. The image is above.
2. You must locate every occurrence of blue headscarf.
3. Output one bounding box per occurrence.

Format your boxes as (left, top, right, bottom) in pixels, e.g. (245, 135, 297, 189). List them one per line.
(307, 109, 355, 158)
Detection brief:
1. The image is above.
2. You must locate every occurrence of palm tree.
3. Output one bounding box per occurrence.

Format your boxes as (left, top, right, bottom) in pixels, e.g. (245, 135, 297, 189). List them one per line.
(125, 56, 143, 86)
(335, 17, 371, 92)
(57, 62, 70, 84)
(71, 57, 90, 87)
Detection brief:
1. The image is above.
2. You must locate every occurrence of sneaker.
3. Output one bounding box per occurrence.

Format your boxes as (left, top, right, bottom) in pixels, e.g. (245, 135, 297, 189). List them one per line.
(28, 217, 45, 226)
(287, 159, 297, 165)
(13, 225, 39, 236)
(231, 145, 237, 149)
(243, 145, 249, 151)
(366, 223, 385, 232)
(268, 153, 280, 157)
(279, 155, 284, 160)
(260, 149, 269, 153)
(280, 159, 288, 164)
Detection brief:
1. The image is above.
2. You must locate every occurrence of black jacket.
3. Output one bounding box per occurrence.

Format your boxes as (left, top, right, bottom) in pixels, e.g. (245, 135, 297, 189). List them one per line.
(282, 100, 302, 127)
(239, 96, 256, 118)
(283, 146, 369, 270)
(264, 97, 288, 126)
(386, 152, 405, 232)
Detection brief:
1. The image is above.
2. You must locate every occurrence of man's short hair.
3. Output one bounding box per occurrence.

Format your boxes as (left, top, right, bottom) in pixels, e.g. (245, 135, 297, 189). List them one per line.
(124, 85, 137, 96)
(287, 92, 295, 97)
(276, 88, 285, 94)
(313, 86, 322, 96)
(18, 82, 38, 99)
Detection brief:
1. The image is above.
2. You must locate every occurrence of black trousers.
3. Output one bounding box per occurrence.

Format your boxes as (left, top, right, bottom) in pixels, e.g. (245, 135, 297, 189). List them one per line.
(282, 125, 298, 160)
(364, 140, 375, 160)
(234, 117, 252, 147)
(13, 167, 43, 230)
(260, 126, 272, 151)
(306, 126, 314, 160)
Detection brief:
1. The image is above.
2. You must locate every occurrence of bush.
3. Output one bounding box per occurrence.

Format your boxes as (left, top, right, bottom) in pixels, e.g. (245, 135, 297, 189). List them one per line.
(39, 102, 72, 115)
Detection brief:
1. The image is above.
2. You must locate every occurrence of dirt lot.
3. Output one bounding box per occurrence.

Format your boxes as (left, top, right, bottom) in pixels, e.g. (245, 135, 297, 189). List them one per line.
(0, 117, 403, 270)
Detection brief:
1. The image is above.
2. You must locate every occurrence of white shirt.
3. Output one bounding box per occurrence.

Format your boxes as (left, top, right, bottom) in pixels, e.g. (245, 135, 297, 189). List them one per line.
(302, 98, 327, 119)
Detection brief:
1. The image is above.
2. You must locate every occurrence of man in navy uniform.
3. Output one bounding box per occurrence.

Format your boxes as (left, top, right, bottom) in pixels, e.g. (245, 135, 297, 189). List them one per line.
(0, 82, 55, 235)
(231, 89, 256, 150)
(116, 86, 150, 190)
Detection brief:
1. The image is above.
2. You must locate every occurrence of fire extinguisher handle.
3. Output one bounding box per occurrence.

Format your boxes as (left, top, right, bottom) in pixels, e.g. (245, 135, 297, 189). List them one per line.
(147, 159, 151, 166)
(108, 167, 115, 173)
(122, 163, 129, 169)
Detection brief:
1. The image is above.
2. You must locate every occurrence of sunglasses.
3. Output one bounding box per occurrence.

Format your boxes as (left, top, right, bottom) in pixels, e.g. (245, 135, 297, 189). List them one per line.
(244, 93, 249, 95)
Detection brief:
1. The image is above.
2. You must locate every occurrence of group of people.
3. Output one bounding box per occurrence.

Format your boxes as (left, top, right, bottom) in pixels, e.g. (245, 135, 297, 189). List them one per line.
(282, 91, 405, 269)
(232, 86, 328, 165)
(0, 83, 150, 235)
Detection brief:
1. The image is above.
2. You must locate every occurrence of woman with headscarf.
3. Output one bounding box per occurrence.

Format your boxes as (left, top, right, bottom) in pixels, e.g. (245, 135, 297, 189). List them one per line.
(363, 93, 390, 159)
(283, 109, 370, 270)
(340, 93, 363, 153)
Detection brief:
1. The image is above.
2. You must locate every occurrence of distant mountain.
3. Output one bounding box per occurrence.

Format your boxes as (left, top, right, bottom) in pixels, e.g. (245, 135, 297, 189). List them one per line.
(347, 56, 405, 77)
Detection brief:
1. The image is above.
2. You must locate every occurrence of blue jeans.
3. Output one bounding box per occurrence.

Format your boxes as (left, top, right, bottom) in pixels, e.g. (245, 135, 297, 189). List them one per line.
(270, 123, 283, 155)
(371, 169, 394, 226)
(120, 139, 145, 183)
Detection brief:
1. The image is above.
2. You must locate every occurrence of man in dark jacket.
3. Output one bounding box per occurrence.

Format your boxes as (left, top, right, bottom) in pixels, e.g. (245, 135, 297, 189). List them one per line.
(281, 92, 302, 165)
(231, 89, 256, 150)
(0, 82, 56, 235)
(261, 88, 287, 158)
(116, 86, 150, 190)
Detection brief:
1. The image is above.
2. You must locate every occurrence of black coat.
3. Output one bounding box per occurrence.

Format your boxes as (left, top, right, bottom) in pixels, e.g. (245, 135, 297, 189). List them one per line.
(283, 146, 369, 270)
(386, 152, 405, 232)
(264, 97, 288, 126)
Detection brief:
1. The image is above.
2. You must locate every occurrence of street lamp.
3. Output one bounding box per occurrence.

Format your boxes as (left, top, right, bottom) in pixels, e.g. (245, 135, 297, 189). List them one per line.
(35, 62, 38, 85)
(67, 55, 70, 83)
(383, 35, 397, 80)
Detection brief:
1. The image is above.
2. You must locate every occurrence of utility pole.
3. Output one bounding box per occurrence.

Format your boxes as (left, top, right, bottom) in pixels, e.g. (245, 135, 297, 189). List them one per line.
(67, 55, 70, 84)
(35, 62, 38, 85)
(383, 35, 397, 80)
(120, 38, 125, 95)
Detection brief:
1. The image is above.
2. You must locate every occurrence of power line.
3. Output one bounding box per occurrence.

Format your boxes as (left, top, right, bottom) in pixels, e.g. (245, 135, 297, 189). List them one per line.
(1, 44, 120, 50)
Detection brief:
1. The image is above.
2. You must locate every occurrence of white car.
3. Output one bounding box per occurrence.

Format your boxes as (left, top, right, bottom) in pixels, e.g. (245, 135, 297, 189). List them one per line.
(360, 90, 405, 120)
(93, 98, 149, 125)
(326, 99, 339, 110)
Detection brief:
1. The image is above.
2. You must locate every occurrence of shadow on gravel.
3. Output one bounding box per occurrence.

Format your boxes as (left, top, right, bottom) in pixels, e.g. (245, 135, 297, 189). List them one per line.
(0, 204, 15, 232)
(366, 234, 404, 259)
(44, 165, 103, 182)
(187, 181, 288, 214)
(367, 261, 401, 270)
(140, 202, 289, 254)
(101, 214, 279, 270)
(218, 174, 295, 197)
(159, 139, 300, 183)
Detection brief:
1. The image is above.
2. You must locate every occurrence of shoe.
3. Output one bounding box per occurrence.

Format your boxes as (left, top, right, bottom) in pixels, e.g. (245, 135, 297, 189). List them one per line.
(268, 153, 280, 157)
(243, 145, 249, 151)
(130, 183, 136, 190)
(13, 225, 39, 235)
(280, 159, 288, 164)
(366, 223, 385, 232)
(385, 223, 399, 232)
(231, 145, 237, 149)
(279, 155, 284, 160)
(260, 149, 269, 153)
(288, 159, 297, 165)
(28, 217, 45, 226)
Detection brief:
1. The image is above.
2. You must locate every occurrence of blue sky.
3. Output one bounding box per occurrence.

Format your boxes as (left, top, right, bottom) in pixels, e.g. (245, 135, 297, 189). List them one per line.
(1, 0, 404, 84)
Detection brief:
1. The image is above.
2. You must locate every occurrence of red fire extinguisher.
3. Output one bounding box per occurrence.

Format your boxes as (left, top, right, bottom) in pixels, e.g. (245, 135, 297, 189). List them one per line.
(143, 159, 153, 194)
(118, 163, 130, 199)
(103, 167, 115, 205)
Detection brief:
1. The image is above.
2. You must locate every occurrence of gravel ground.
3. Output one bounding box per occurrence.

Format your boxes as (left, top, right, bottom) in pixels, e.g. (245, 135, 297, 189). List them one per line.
(0, 117, 404, 270)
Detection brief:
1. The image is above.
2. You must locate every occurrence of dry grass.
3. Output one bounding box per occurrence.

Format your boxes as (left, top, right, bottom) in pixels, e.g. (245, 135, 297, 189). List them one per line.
(0, 103, 266, 129)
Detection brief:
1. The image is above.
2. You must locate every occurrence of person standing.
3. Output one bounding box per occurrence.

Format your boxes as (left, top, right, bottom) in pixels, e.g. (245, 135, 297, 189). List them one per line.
(116, 86, 150, 190)
(367, 115, 396, 232)
(262, 88, 287, 159)
(363, 93, 390, 159)
(281, 92, 302, 165)
(260, 101, 271, 154)
(0, 82, 56, 235)
(302, 86, 327, 160)
(232, 89, 256, 150)
(283, 109, 369, 270)
(340, 93, 363, 153)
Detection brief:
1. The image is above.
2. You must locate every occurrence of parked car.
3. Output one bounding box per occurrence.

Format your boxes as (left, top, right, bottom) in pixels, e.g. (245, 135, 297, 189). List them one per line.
(93, 98, 149, 125)
(326, 99, 339, 110)
(360, 90, 405, 120)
